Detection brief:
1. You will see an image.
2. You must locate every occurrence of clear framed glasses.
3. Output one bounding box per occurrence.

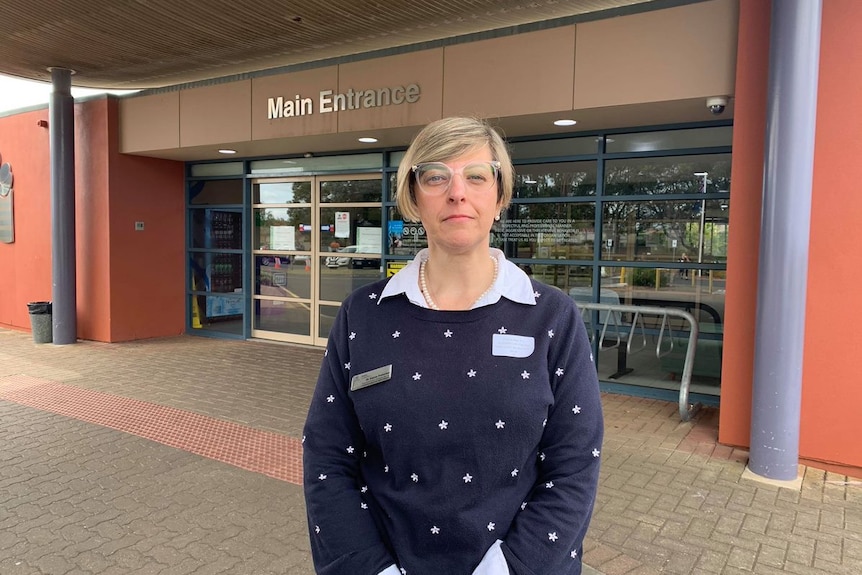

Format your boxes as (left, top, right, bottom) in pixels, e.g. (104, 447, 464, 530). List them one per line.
(411, 161, 501, 195)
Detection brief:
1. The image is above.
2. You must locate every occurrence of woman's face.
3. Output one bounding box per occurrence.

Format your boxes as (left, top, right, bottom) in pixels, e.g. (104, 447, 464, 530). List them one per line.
(414, 145, 501, 256)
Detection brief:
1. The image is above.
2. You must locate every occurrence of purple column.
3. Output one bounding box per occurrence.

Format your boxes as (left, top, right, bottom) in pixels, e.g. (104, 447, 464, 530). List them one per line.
(49, 67, 77, 345)
(749, 0, 822, 480)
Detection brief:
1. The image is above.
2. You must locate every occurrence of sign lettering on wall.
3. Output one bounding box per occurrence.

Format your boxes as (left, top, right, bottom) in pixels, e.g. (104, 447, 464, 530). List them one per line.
(499, 219, 592, 244)
(267, 84, 421, 119)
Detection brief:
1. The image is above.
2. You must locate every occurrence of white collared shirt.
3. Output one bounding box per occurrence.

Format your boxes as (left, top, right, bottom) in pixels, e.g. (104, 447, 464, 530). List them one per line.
(379, 248, 536, 309)
(377, 539, 508, 575)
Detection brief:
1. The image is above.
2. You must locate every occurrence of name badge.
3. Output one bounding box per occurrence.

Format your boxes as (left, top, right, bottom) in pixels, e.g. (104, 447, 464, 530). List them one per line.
(350, 364, 393, 391)
(492, 334, 535, 358)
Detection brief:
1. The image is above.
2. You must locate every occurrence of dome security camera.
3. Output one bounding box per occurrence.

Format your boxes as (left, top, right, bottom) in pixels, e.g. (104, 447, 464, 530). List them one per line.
(706, 96, 728, 115)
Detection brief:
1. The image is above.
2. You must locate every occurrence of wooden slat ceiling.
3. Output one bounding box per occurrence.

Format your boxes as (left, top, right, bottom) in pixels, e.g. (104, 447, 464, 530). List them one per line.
(0, 0, 664, 89)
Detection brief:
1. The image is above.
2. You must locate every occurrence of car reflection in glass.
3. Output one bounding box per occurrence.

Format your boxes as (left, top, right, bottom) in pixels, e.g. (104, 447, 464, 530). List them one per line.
(324, 246, 380, 269)
(259, 255, 310, 267)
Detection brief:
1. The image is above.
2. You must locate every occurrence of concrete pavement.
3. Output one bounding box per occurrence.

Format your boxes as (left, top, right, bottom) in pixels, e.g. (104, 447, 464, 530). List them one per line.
(1, 328, 860, 574)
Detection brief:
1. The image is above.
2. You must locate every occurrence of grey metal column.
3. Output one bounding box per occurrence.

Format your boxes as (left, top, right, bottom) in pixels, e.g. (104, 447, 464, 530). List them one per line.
(49, 67, 77, 345)
(749, 0, 822, 480)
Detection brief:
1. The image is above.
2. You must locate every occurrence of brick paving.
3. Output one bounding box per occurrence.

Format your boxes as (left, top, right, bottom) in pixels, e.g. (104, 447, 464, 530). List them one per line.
(0, 375, 303, 485)
(1, 328, 860, 574)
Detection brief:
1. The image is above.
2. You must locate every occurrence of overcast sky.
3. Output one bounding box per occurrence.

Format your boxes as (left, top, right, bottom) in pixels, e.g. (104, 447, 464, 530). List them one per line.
(0, 74, 136, 113)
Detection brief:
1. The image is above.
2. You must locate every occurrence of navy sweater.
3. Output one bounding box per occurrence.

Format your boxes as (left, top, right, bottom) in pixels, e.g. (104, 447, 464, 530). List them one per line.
(302, 278, 603, 575)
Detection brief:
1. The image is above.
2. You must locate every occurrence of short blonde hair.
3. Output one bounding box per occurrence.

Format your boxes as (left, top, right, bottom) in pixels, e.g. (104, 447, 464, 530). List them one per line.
(395, 117, 514, 222)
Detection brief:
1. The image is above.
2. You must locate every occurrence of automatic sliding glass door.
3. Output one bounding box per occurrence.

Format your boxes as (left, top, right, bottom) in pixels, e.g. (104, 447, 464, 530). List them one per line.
(315, 175, 383, 345)
(251, 175, 383, 345)
(251, 179, 314, 343)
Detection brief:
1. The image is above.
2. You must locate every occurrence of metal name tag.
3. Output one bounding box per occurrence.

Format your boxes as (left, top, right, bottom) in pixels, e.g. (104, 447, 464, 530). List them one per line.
(350, 364, 393, 391)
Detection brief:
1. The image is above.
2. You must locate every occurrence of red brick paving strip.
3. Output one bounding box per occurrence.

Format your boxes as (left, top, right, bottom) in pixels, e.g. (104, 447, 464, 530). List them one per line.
(0, 374, 737, 487)
(0, 374, 304, 485)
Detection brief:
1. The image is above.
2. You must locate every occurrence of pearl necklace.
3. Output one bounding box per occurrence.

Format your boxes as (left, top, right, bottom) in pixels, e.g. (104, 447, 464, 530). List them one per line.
(419, 255, 498, 311)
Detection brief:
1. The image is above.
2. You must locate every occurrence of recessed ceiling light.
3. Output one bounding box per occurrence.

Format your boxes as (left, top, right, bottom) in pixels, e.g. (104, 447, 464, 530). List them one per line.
(553, 119, 577, 127)
(218, 149, 237, 154)
(358, 137, 378, 143)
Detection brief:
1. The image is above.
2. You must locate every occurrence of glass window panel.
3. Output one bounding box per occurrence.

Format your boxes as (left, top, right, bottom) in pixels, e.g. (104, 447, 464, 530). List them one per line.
(254, 299, 310, 336)
(203, 294, 244, 322)
(190, 209, 243, 250)
(387, 172, 398, 202)
(511, 137, 598, 160)
(389, 162, 598, 201)
(189, 179, 243, 205)
(190, 252, 243, 294)
(494, 203, 596, 260)
(583, 281, 723, 391)
(604, 154, 731, 196)
(596, 336, 722, 392)
(515, 162, 596, 198)
(605, 127, 732, 153)
(322, 251, 382, 272)
(320, 179, 382, 203)
(388, 151, 406, 168)
(254, 181, 312, 204)
(319, 206, 382, 252)
(387, 207, 426, 255)
(319, 256, 382, 303)
(254, 255, 311, 298)
(700, 203, 730, 261)
(596, 271, 725, 327)
(526, 264, 593, 293)
(570, 287, 631, 355)
(254, 207, 312, 251)
(189, 162, 244, 177)
(596, 341, 634, 381)
(319, 305, 341, 339)
(189, 296, 244, 335)
(250, 153, 382, 174)
(601, 199, 729, 264)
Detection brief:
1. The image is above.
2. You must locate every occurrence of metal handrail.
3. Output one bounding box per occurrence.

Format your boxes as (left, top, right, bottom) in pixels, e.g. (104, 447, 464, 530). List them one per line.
(577, 302, 701, 422)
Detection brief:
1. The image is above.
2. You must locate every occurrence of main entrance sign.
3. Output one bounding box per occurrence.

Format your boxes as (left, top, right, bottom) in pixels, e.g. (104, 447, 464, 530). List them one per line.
(267, 83, 421, 119)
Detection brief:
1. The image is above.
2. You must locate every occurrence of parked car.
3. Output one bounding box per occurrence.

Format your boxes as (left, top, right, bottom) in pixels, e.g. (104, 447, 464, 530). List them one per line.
(325, 245, 380, 269)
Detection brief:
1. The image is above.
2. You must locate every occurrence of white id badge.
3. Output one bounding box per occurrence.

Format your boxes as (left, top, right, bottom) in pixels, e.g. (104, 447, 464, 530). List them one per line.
(492, 334, 535, 358)
(350, 365, 393, 391)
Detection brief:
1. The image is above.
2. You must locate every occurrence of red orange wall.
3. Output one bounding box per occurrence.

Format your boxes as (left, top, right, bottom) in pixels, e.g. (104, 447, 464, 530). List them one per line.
(718, 0, 769, 450)
(75, 98, 112, 340)
(0, 108, 53, 329)
(802, 0, 862, 470)
(721, 0, 862, 472)
(0, 97, 184, 342)
(104, 99, 185, 341)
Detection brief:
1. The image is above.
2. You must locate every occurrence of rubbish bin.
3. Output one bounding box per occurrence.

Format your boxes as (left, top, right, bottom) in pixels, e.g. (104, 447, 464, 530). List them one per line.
(27, 301, 52, 344)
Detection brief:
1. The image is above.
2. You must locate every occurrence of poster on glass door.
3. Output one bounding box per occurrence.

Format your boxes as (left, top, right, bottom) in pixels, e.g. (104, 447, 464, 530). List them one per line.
(335, 211, 350, 238)
(270, 225, 296, 250)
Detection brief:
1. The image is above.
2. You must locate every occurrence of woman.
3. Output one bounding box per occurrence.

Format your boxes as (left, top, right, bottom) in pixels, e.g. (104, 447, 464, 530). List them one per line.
(303, 117, 603, 575)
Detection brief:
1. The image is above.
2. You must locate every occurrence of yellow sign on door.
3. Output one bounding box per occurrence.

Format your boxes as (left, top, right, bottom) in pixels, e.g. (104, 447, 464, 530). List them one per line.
(386, 261, 406, 277)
